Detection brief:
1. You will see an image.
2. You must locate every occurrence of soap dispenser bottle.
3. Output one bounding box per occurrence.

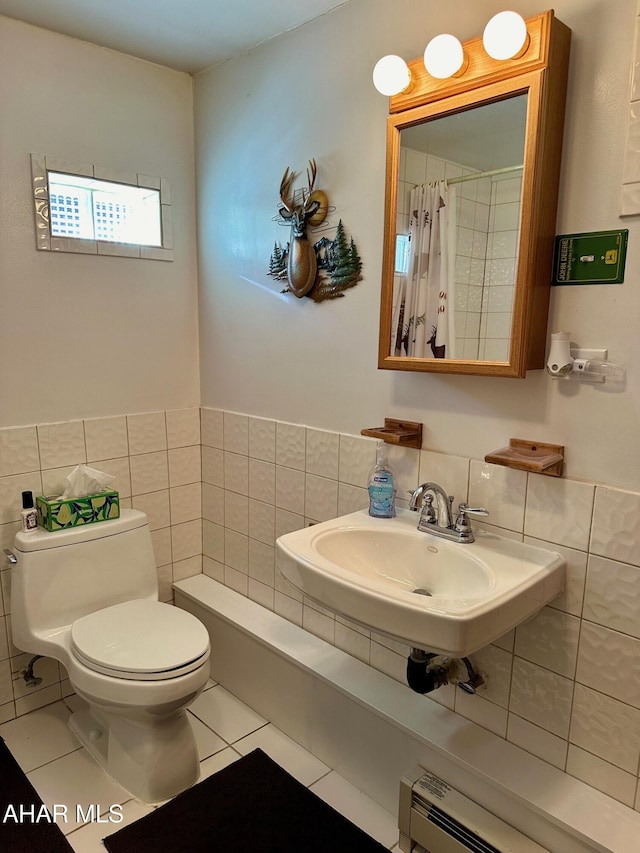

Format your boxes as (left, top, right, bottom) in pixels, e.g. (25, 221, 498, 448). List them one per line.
(367, 442, 396, 518)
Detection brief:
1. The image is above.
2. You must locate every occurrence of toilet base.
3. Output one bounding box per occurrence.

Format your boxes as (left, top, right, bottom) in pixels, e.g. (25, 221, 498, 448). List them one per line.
(69, 706, 200, 803)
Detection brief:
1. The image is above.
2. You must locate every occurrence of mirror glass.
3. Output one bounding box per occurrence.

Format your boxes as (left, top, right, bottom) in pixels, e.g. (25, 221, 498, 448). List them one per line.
(392, 93, 527, 362)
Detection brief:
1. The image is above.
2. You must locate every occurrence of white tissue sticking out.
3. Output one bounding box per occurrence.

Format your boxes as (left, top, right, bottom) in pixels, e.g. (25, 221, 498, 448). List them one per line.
(60, 464, 116, 500)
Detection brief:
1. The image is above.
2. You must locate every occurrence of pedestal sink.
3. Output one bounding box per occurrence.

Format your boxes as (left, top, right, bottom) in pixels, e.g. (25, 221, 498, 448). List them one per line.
(276, 508, 565, 657)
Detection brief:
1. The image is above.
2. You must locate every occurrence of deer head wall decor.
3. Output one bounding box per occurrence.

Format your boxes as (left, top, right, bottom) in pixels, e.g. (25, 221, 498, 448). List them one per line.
(275, 159, 327, 297)
(269, 159, 363, 302)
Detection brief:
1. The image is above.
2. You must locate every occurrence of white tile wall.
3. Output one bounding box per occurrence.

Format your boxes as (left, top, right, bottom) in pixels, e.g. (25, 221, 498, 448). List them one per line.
(127, 411, 167, 455)
(166, 407, 200, 449)
(469, 460, 526, 531)
(84, 416, 129, 461)
(248, 416, 276, 462)
(200, 406, 640, 810)
(0, 427, 40, 477)
(4, 405, 640, 811)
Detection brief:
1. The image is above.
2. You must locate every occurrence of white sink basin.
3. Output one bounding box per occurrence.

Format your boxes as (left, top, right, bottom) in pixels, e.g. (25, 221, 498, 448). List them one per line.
(276, 508, 565, 657)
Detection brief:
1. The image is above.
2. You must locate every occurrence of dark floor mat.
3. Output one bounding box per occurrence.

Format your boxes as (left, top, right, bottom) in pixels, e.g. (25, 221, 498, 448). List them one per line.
(104, 748, 390, 852)
(0, 736, 74, 853)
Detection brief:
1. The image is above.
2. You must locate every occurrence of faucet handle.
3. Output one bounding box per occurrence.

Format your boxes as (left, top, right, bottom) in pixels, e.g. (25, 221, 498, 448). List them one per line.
(457, 503, 489, 517)
(454, 504, 489, 538)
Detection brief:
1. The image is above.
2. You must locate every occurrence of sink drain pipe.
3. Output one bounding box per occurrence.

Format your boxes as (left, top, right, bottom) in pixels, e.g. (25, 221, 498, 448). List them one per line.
(407, 649, 450, 694)
(407, 648, 484, 695)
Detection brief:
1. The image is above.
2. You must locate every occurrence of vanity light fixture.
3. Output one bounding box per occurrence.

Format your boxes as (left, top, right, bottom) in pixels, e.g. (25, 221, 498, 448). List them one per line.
(482, 11, 529, 61)
(372, 54, 412, 96)
(372, 10, 530, 91)
(423, 34, 467, 79)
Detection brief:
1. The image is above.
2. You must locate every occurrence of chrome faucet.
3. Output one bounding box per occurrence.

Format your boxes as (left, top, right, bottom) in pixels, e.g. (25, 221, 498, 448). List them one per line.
(408, 482, 489, 544)
(409, 482, 454, 527)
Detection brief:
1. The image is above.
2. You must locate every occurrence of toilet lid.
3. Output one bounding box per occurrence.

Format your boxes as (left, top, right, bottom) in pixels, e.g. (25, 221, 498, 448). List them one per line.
(71, 600, 210, 681)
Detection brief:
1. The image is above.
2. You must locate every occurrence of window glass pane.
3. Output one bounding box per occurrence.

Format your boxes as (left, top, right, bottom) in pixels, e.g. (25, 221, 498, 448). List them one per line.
(47, 172, 162, 246)
(49, 184, 94, 239)
(395, 234, 410, 274)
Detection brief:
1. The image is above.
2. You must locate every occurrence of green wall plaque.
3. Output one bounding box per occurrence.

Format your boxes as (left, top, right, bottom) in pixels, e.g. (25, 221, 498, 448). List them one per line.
(552, 229, 628, 285)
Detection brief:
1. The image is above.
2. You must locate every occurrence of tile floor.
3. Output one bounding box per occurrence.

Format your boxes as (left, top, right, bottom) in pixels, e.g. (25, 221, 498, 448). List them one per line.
(0, 680, 401, 851)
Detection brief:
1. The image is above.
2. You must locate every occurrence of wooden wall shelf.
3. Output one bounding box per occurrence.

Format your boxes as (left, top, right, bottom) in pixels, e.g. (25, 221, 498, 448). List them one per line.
(361, 419, 423, 449)
(485, 438, 564, 477)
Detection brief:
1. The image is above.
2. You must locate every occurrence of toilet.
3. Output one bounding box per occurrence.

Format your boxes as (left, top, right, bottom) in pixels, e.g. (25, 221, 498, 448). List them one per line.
(10, 508, 211, 803)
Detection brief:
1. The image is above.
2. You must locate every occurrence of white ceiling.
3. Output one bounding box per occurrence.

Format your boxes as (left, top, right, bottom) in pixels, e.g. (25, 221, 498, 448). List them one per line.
(0, 0, 352, 74)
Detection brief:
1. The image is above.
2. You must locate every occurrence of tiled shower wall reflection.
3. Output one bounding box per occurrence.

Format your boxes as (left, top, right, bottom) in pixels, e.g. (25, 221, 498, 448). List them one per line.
(3, 406, 640, 811)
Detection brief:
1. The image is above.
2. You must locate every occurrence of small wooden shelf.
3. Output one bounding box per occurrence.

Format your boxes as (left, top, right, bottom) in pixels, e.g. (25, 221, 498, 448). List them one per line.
(485, 439, 564, 477)
(361, 419, 423, 449)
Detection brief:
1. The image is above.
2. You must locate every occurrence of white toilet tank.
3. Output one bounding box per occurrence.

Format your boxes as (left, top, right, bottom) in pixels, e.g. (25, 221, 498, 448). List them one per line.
(12, 509, 158, 649)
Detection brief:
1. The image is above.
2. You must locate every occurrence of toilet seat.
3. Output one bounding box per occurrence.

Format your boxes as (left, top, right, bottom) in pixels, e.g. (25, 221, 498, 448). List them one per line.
(71, 599, 210, 681)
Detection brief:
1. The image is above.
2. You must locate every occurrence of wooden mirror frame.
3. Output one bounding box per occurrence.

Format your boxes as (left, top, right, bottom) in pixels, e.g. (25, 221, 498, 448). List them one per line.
(378, 10, 571, 378)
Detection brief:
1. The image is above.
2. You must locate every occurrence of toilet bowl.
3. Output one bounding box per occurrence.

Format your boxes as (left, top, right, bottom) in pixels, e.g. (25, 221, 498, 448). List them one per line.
(11, 509, 211, 803)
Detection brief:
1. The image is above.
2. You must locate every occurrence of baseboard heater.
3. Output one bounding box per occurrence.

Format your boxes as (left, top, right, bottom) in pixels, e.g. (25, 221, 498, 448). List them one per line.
(399, 766, 549, 853)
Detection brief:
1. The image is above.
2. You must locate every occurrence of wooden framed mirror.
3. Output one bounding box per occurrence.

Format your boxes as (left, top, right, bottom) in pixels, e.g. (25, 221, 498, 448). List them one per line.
(378, 11, 571, 378)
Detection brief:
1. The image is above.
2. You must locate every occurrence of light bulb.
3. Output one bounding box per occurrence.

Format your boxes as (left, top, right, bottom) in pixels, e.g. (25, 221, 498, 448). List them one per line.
(482, 11, 529, 61)
(372, 55, 411, 96)
(423, 34, 465, 79)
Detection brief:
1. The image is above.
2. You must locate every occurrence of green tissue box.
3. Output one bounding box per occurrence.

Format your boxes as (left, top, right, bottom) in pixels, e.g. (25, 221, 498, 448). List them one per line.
(36, 490, 120, 532)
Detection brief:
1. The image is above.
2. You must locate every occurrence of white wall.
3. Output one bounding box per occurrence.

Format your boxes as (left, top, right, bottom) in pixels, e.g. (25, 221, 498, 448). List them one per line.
(195, 0, 640, 491)
(0, 17, 200, 427)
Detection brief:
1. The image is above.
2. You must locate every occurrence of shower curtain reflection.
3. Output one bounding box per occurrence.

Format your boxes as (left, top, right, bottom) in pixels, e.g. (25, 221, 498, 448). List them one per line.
(391, 181, 456, 359)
